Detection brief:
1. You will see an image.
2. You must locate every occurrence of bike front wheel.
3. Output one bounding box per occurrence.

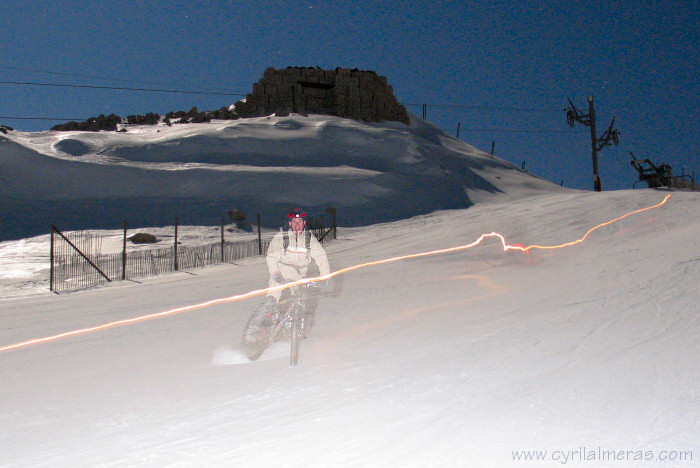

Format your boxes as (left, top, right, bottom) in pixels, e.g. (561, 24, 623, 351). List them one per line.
(241, 314, 273, 361)
(290, 309, 304, 366)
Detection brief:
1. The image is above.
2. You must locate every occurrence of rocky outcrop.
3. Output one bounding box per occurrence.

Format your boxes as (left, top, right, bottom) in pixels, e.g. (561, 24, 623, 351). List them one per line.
(235, 67, 410, 124)
(128, 233, 158, 244)
(51, 114, 122, 132)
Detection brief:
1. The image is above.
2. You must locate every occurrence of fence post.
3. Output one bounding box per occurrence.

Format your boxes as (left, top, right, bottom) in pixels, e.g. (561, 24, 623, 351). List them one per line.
(122, 220, 127, 280)
(50, 225, 55, 292)
(257, 213, 262, 255)
(331, 207, 337, 240)
(174, 215, 179, 271)
(221, 216, 225, 262)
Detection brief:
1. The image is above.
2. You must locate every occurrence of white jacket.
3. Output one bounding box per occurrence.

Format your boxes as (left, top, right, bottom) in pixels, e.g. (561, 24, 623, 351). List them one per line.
(266, 229, 330, 283)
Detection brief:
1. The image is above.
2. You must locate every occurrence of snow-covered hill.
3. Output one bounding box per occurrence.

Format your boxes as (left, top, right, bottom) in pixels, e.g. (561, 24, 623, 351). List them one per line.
(1, 188, 698, 467)
(0, 113, 562, 241)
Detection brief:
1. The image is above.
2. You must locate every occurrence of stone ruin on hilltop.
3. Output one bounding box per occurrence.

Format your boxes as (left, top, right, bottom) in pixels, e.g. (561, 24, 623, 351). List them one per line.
(234, 67, 410, 124)
(48, 67, 411, 132)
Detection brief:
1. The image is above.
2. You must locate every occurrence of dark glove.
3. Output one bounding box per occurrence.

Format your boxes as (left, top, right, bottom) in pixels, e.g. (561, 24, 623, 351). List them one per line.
(272, 272, 284, 284)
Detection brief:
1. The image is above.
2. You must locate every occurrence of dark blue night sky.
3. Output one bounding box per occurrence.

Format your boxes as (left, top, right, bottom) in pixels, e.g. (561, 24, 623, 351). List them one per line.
(1, 0, 697, 190)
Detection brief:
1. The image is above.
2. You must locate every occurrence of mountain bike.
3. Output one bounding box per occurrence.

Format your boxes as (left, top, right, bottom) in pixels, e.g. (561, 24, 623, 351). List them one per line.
(241, 282, 321, 366)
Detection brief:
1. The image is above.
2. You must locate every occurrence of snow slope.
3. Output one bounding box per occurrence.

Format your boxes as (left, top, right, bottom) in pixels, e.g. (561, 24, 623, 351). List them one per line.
(0, 113, 561, 241)
(1, 189, 698, 467)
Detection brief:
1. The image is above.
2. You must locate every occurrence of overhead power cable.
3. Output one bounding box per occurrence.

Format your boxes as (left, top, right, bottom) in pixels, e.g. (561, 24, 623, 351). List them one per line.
(0, 80, 246, 97)
(0, 116, 83, 121)
(454, 128, 570, 134)
(0, 65, 245, 94)
(405, 102, 562, 113)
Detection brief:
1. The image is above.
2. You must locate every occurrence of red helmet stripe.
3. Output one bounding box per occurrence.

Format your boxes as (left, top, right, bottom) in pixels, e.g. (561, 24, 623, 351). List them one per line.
(288, 208, 306, 218)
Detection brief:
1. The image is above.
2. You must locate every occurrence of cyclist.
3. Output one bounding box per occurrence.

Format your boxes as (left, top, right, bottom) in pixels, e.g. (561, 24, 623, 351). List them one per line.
(242, 208, 331, 358)
(263, 207, 330, 309)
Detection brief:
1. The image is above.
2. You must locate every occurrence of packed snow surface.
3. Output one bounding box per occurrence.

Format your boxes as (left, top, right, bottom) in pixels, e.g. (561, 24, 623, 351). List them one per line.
(1, 188, 698, 467)
(0, 114, 697, 466)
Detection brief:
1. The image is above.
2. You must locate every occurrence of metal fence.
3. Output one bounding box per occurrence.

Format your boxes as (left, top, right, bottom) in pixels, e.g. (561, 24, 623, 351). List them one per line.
(50, 227, 112, 292)
(50, 231, 274, 293)
(49, 208, 336, 293)
(309, 207, 337, 242)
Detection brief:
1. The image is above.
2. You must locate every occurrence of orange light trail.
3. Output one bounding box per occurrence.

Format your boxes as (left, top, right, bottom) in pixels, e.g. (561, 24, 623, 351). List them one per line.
(0, 194, 671, 354)
(510, 194, 672, 252)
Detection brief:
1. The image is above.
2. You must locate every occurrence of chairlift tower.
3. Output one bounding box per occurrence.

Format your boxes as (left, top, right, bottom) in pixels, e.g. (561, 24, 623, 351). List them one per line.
(565, 96, 620, 191)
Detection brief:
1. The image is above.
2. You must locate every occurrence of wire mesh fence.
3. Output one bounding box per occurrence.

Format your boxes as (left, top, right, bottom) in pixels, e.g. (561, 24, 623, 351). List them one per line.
(50, 207, 336, 293)
(308, 207, 337, 242)
(51, 230, 274, 293)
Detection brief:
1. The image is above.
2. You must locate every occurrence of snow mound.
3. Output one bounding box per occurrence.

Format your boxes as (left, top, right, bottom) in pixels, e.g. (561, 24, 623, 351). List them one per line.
(0, 113, 564, 241)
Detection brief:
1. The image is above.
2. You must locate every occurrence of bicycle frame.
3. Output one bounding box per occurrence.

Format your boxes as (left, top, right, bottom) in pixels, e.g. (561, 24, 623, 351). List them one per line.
(242, 282, 319, 365)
